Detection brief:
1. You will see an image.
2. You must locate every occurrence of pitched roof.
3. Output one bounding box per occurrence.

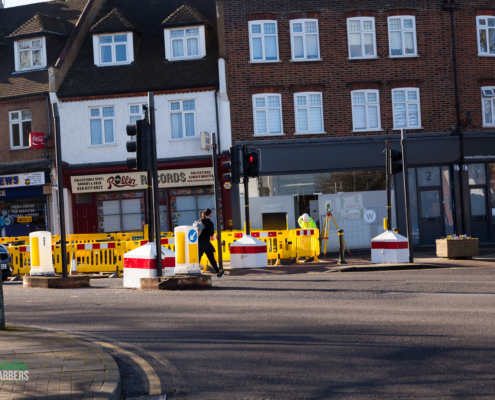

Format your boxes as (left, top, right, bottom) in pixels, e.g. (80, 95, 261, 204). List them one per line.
(8, 13, 67, 39)
(58, 0, 218, 97)
(0, 0, 88, 100)
(89, 7, 141, 34)
(161, 3, 212, 28)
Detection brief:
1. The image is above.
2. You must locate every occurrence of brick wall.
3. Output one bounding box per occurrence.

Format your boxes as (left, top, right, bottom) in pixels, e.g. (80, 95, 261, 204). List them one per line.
(0, 97, 53, 163)
(222, 0, 494, 142)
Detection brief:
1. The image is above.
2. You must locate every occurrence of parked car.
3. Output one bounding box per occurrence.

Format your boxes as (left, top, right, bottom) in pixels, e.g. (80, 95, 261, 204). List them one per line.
(0, 244, 13, 282)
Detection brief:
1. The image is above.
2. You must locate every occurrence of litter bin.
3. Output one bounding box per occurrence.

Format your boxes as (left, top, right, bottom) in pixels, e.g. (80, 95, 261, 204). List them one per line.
(0, 245, 12, 282)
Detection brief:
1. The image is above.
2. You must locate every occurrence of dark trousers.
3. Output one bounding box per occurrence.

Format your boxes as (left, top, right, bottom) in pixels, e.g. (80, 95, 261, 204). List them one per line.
(199, 248, 219, 273)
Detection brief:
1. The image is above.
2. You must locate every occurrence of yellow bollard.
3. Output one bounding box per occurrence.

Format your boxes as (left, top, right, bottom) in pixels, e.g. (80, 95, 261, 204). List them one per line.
(383, 218, 388, 231)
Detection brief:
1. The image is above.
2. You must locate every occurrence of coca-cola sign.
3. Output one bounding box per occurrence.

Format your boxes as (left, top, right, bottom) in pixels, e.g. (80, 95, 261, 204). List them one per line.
(29, 132, 45, 149)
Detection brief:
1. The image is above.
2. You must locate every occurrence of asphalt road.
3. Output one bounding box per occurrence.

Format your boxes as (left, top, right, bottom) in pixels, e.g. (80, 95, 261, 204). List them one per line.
(3, 267, 495, 399)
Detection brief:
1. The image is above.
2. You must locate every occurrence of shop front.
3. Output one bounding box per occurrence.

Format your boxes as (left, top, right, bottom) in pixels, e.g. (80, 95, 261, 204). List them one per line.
(0, 171, 49, 237)
(70, 167, 222, 234)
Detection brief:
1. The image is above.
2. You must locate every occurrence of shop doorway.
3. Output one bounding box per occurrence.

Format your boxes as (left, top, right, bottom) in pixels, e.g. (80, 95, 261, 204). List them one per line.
(418, 188, 443, 244)
(73, 193, 98, 234)
(467, 164, 490, 243)
(294, 195, 319, 228)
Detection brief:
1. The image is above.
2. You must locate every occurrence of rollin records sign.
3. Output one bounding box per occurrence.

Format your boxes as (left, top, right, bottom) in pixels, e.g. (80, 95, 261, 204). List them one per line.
(71, 168, 214, 193)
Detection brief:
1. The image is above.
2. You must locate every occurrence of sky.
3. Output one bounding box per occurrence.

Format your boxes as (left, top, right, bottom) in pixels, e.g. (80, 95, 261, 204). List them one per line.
(4, 0, 52, 7)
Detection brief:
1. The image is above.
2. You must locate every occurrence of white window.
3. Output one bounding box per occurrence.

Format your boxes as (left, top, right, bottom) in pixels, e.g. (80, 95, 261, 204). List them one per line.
(290, 19, 320, 61)
(92, 32, 133, 66)
(388, 16, 417, 57)
(129, 104, 146, 124)
(351, 90, 381, 131)
(294, 93, 324, 134)
(481, 87, 495, 126)
(249, 20, 279, 62)
(89, 106, 115, 145)
(9, 110, 31, 149)
(252, 94, 283, 136)
(347, 17, 376, 59)
(170, 100, 197, 139)
(164, 26, 206, 61)
(392, 88, 421, 129)
(14, 37, 46, 72)
(477, 16, 495, 56)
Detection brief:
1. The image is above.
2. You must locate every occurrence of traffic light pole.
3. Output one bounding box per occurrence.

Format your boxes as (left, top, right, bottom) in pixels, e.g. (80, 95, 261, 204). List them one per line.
(143, 107, 154, 243)
(149, 93, 162, 276)
(401, 129, 414, 263)
(385, 130, 391, 231)
(53, 103, 68, 278)
(242, 144, 251, 236)
(211, 133, 223, 271)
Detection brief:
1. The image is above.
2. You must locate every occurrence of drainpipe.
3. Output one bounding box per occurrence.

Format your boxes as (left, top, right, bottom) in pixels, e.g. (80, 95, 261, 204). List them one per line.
(444, 0, 465, 234)
(214, 86, 220, 154)
(45, 94, 52, 160)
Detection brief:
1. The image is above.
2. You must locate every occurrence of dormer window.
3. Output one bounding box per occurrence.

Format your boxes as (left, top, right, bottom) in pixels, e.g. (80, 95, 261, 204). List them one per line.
(164, 26, 206, 61)
(14, 37, 46, 72)
(92, 32, 134, 67)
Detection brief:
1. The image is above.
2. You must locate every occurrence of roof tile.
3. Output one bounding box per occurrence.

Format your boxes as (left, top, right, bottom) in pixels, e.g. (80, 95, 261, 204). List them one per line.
(89, 7, 141, 34)
(8, 13, 67, 38)
(161, 3, 212, 28)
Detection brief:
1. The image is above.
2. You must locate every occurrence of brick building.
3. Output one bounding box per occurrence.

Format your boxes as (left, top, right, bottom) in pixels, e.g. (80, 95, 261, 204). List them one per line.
(218, 0, 495, 248)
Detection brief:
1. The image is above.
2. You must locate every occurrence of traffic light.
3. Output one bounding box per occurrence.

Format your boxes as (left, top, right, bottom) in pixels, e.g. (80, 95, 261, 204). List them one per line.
(389, 148, 403, 175)
(126, 119, 151, 171)
(244, 150, 259, 178)
(222, 146, 241, 184)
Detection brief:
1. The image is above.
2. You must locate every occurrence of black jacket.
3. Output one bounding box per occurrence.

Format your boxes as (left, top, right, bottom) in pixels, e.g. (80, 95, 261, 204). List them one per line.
(198, 218, 215, 253)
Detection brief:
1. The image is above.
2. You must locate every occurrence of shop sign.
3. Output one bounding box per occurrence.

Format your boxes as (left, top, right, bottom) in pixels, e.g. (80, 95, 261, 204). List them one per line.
(71, 168, 215, 193)
(29, 132, 45, 149)
(0, 172, 45, 188)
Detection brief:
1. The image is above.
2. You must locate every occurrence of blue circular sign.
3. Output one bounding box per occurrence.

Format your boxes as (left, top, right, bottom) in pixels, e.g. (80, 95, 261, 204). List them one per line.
(188, 230, 198, 243)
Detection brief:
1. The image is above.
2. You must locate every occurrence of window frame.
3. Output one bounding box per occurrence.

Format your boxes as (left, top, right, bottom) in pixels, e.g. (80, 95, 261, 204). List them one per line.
(481, 86, 495, 127)
(9, 109, 31, 149)
(88, 106, 116, 146)
(248, 20, 280, 63)
(128, 104, 146, 124)
(346, 17, 377, 59)
(387, 16, 418, 58)
(163, 25, 206, 61)
(169, 99, 198, 141)
(391, 87, 422, 130)
(92, 32, 133, 67)
(293, 92, 324, 134)
(350, 89, 381, 132)
(477, 16, 495, 56)
(289, 19, 321, 61)
(14, 37, 47, 72)
(252, 93, 284, 136)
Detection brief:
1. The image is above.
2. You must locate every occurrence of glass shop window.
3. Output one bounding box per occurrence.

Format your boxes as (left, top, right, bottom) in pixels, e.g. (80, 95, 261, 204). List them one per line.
(97, 191, 145, 233)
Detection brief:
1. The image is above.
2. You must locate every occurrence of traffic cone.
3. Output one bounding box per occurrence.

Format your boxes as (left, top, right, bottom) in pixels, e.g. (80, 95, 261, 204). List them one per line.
(70, 253, 78, 276)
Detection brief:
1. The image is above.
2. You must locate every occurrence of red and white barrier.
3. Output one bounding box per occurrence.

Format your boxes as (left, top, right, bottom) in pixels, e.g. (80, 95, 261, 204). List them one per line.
(296, 230, 314, 236)
(234, 232, 277, 239)
(371, 231, 409, 264)
(230, 235, 268, 269)
(135, 238, 175, 246)
(123, 243, 175, 288)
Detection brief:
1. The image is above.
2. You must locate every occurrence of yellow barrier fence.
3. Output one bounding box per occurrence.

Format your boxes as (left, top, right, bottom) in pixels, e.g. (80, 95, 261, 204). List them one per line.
(290, 229, 320, 259)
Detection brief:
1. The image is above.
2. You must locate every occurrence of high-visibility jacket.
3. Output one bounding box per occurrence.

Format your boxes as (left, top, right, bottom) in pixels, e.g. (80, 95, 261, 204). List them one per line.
(298, 215, 316, 229)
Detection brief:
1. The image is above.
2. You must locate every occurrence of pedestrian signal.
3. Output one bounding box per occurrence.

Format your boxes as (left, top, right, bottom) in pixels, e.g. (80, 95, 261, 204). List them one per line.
(222, 146, 241, 184)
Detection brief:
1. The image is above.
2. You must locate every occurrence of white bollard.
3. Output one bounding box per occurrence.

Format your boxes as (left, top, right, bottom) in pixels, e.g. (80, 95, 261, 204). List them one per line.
(371, 230, 409, 264)
(174, 226, 201, 275)
(29, 231, 55, 276)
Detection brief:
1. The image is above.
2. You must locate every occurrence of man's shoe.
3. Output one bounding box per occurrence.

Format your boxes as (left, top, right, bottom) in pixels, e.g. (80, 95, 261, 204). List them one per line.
(217, 271, 225, 278)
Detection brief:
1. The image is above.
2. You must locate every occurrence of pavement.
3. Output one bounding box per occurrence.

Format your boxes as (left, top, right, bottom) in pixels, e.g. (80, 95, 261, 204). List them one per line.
(214, 247, 495, 276)
(0, 326, 120, 400)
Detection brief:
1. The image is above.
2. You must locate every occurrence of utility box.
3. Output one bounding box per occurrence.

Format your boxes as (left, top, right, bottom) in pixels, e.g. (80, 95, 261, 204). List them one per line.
(371, 230, 409, 264)
(29, 231, 55, 276)
(174, 226, 201, 275)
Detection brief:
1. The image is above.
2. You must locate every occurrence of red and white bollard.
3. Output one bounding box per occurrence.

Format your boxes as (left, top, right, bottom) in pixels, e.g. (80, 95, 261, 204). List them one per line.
(371, 231, 409, 264)
(123, 243, 175, 288)
(230, 235, 268, 269)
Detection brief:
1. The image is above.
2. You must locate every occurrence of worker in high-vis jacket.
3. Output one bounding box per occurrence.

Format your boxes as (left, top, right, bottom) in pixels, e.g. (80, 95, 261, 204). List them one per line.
(298, 213, 316, 229)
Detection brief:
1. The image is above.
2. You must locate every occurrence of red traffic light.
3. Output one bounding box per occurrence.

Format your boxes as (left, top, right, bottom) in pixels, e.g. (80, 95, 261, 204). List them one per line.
(249, 155, 254, 163)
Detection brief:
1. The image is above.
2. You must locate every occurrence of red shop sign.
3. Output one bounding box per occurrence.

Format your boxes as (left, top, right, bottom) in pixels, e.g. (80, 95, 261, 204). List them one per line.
(29, 132, 45, 149)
